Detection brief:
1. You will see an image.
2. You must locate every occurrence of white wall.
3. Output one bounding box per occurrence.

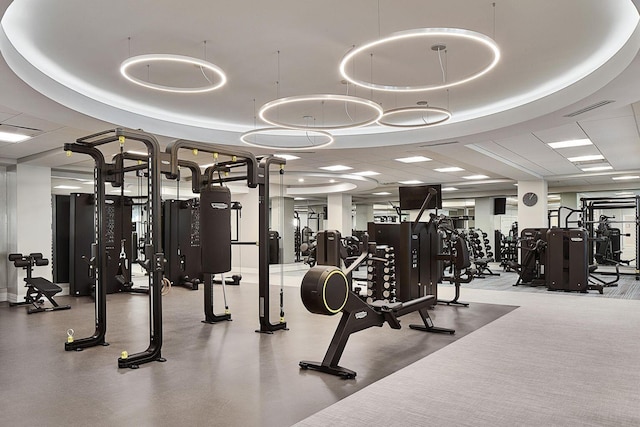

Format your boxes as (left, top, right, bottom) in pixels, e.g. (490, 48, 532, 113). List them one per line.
(6, 164, 52, 302)
(0, 166, 7, 301)
(517, 180, 548, 231)
(230, 187, 259, 273)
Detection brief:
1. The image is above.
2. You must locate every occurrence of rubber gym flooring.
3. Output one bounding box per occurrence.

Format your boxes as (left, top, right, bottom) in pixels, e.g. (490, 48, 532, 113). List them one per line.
(0, 272, 515, 427)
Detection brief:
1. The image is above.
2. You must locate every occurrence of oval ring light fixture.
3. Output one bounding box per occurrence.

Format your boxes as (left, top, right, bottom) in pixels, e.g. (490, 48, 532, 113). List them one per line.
(378, 106, 452, 128)
(340, 28, 500, 92)
(120, 54, 227, 93)
(259, 94, 383, 130)
(240, 128, 335, 150)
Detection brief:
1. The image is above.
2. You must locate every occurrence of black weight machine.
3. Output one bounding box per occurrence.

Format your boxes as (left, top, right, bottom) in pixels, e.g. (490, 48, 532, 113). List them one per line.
(582, 196, 639, 280)
(299, 191, 454, 379)
(8, 253, 71, 314)
(63, 129, 167, 369)
(165, 139, 288, 334)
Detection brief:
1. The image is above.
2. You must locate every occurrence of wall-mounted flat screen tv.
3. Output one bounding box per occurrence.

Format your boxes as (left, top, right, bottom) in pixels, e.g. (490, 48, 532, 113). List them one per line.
(399, 184, 442, 210)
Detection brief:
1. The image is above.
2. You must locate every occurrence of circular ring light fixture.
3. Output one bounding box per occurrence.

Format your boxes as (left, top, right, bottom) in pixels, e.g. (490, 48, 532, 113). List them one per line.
(378, 106, 452, 128)
(120, 54, 227, 94)
(240, 128, 334, 150)
(340, 28, 500, 92)
(259, 94, 383, 130)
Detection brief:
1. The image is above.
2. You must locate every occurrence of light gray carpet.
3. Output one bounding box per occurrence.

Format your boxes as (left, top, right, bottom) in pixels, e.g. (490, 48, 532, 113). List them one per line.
(296, 287, 640, 426)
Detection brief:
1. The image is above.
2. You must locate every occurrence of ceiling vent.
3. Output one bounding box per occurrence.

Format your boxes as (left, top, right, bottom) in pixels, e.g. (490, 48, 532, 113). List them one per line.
(564, 100, 614, 117)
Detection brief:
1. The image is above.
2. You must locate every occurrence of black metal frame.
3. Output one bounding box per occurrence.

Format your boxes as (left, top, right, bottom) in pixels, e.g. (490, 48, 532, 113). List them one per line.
(64, 128, 166, 369)
(165, 140, 288, 333)
(581, 196, 639, 280)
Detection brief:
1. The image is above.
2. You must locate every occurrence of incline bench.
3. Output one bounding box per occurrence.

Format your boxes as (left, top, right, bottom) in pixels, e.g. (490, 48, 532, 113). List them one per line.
(8, 253, 71, 314)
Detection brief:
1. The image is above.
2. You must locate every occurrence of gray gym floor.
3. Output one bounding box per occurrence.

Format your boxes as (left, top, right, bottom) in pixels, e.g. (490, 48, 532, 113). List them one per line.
(0, 269, 514, 427)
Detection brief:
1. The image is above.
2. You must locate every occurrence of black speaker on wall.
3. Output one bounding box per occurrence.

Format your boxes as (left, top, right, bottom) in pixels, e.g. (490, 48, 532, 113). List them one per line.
(494, 197, 507, 215)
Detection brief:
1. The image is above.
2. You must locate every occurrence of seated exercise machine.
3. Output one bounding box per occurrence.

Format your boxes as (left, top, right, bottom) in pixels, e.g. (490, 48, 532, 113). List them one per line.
(437, 235, 474, 307)
(9, 253, 71, 314)
(299, 190, 454, 379)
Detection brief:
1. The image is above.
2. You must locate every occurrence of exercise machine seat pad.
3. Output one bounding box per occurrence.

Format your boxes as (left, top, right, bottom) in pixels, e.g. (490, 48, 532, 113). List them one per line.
(301, 266, 349, 316)
(27, 277, 62, 295)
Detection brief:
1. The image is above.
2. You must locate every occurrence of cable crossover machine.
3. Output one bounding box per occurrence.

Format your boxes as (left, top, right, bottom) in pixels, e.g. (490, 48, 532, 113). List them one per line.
(63, 128, 288, 369)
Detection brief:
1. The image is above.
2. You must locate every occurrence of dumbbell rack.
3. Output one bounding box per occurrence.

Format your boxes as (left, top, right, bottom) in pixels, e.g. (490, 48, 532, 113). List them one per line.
(365, 245, 397, 304)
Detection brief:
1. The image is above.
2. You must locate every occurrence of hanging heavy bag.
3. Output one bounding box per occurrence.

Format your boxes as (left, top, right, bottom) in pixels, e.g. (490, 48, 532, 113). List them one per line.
(200, 185, 232, 274)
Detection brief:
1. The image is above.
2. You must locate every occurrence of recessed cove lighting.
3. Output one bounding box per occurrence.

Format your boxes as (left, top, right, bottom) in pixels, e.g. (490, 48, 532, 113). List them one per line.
(54, 185, 81, 190)
(0, 131, 31, 143)
(399, 180, 423, 185)
(567, 154, 604, 162)
(435, 167, 464, 173)
(373, 191, 391, 195)
(442, 187, 458, 191)
(395, 156, 431, 163)
(354, 170, 380, 176)
(547, 139, 592, 149)
(580, 165, 613, 171)
(463, 175, 489, 180)
(275, 154, 300, 161)
(612, 175, 640, 180)
(319, 165, 353, 171)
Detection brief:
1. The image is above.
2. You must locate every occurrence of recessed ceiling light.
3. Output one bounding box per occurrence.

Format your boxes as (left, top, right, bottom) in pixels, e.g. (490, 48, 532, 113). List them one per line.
(580, 165, 613, 171)
(298, 178, 305, 182)
(395, 156, 431, 163)
(275, 154, 300, 161)
(434, 167, 464, 172)
(567, 154, 604, 162)
(329, 179, 336, 183)
(319, 165, 353, 171)
(54, 185, 81, 190)
(612, 175, 640, 180)
(463, 175, 489, 180)
(373, 191, 391, 195)
(399, 180, 423, 185)
(294, 197, 307, 200)
(0, 131, 31, 143)
(354, 170, 380, 176)
(441, 187, 458, 191)
(547, 139, 592, 149)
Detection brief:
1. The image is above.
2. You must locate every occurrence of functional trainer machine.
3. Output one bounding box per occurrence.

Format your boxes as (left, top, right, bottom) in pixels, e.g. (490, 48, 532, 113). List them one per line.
(8, 253, 71, 314)
(299, 190, 454, 379)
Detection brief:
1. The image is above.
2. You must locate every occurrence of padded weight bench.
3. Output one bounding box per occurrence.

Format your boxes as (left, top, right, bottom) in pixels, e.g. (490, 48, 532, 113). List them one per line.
(299, 266, 454, 379)
(8, 253, 71, 314)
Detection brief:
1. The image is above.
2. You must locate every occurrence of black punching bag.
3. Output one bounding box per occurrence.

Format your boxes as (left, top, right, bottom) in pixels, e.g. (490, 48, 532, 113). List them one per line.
(200, 185, 232, 274)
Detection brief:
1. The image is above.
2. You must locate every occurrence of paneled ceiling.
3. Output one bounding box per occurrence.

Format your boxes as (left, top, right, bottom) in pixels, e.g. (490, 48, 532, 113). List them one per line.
(1, 0, 640, 206)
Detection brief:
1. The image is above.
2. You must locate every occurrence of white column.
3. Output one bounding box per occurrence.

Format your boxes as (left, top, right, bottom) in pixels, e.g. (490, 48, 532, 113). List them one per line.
(354, 203, 373, 231)
(327, 193, 352, 234)
(559, 192, 579, 228)
(517, 180, 548, 231)
(0, 166, 8, 301)
(6, 164, 52, 302)
(271, 196, 295, 263)
(474, 197, 494, 237)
